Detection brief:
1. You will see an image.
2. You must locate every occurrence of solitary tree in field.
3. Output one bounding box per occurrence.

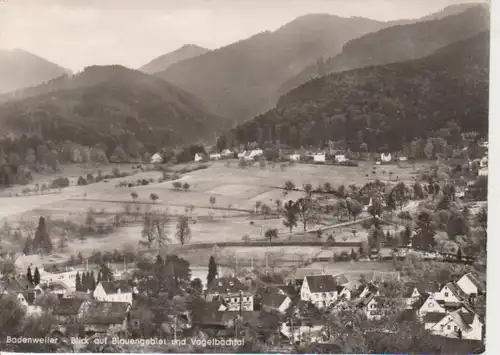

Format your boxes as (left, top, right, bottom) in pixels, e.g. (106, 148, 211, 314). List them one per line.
(85, 208, 96, 233)
(275, 199, 282, 212)
(58, 233, 67, 252)
(182, 182, 190, 191)
(265, 228, 279, 243)
(176, 215, 191, 245)
(282, 200, 298, 234)
(303, 183, 313, 197)
(284, 180, 295, 193)
(261, 204, 271, 219)
(255, 201, 262, 214)
(173, 181, 182, 190)
(150, 193, 159, 204)
(296, 198, 320, 232)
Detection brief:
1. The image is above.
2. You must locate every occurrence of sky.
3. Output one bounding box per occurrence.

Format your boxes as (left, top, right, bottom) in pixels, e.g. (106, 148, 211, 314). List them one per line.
(0, 0, 486, 71)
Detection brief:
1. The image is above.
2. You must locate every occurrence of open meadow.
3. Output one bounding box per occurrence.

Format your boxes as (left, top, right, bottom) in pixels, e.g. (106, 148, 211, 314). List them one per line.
(0, 160, 430, 267)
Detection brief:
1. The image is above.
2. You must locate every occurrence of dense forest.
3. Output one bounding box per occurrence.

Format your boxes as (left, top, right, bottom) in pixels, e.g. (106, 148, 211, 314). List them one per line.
(223, 31, 489, 152)
(278, 5, 489, 95)
(0, 65, 226, 152)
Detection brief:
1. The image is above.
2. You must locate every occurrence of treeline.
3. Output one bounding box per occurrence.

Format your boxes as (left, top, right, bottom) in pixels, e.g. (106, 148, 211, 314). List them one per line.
(221, 32, 489, 152)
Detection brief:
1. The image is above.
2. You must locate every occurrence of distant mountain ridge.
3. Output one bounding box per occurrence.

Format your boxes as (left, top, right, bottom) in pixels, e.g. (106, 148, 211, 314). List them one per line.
(0, 49, 70, 94)
(0, 65, 227, 151)
(278, 5, 489, 96)
(227, 31, 489, 152)
(155, 14, 390, 121)
(139, 44, 210, 74)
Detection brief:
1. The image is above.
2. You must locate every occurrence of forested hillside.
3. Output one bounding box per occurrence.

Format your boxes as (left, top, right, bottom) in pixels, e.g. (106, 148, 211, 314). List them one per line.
(156, 14, 388, 121)
(0, 65, 226, 155)
(279, 5, 489, 95)
(225, 32, 489, 152)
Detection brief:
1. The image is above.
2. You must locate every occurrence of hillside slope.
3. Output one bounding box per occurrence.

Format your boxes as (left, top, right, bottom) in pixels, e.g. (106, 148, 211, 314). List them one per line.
(279, 5, 489, 95)
(0, 65, 226, 151)
(0, 49, 69, 94)
(139, 44, 210, 74)
(227, 32, 489, 152)
(156, 14, 388, 121)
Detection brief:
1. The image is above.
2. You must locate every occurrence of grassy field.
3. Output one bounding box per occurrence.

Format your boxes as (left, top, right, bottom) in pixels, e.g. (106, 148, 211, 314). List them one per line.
(0, 160, 428, 272)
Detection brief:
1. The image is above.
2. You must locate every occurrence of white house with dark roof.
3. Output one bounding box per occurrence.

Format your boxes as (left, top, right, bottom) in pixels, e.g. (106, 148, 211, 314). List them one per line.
(417, 293, 446, 318)
(457, 272, 486, 296)
(93, 281, 133, 305)
(261, 289, 291, 314)
(83, 301, 131, 337)
(300, 275, 338, 309)
(433, 282, 467, 304)
(427, 311, 483, 341)
(205, 277, 253, 311)
(313, 153, 326, 163)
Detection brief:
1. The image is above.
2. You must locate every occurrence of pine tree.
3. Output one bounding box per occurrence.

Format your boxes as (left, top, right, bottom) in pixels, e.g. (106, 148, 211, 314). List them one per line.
(23, 236, 33, 255)
(90, 272, 96, 291)
(76, 272, 81, 291)
(27, 267, 33, 285)
(34, 267, 40, 286)
(34, 216, 52, 255)
(81, 272, 87, 291)
(96, 271, 101, 285)
(207, 256, 218, 286)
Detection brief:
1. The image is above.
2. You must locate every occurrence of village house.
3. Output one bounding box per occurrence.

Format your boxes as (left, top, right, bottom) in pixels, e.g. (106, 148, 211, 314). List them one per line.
(209, 153, 222, 160)
(150, 153, 163, 164)
(313, 153, 326, 163)
(243, 149, 263, 161)
(456, 272, 486, 297)
(35, 280, 70, 297)
(93, 280, 133, 305)
(416, 293, 447, 318)
(53, 298, 92, 324)
(478, 167, 488, 176)
(403, 286, 422, 309)
(260, 288, 292, 314)
(380, 153, 392, 163)
(300, 275, 338, 309)
(40, 269, 89, 291)
(0, 275, 43, 317)
(427, 311, 483, 341)
(237, 150, 247, 159)
(83, 301, 131, 337)
(281, 318, 324, 343)
(335, 154, 347, 163)
(194, 153, 204, 162)
(336, 285, 352, 300)
(399, 156, 408, 161)
(433, 282, 467, 306)
(221, 149, 233, 158)
(205, 277, 254, 311)
(289, 153, 301, 162)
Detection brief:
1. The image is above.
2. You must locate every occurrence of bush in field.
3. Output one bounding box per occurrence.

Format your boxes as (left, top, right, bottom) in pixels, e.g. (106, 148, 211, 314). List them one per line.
(51, 177, 70, 189)
(77, 176, 87, 186)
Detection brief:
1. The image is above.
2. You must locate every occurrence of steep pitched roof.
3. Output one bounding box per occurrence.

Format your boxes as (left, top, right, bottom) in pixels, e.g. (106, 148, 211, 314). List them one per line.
(304, 275, 337, 293)
(2, 276, 34, 293)
(85, 302, 130, 325)
(462, 273, 486, 292)
(206, 277, 247, 294)
(54, 298, 86, 316)
(423, 312, 447, 324)
(445, 282, 468, 301)
(449, 311, 473, 331)
(262, 292, 288, 309)
(14, 255, 44, 270)
(99, 280, 132, 294)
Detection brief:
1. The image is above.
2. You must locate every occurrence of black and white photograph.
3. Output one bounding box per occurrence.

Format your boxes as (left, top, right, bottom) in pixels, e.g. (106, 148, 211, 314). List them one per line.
(0, 0, 491, 353)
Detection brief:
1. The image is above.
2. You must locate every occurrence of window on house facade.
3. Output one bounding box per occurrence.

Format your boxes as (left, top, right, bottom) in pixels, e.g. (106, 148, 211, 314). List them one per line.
(429, 303, 433, 308)
(447, 325, 451, 330)
(454, 326, 457, 331)
(444, 292, 449, 297)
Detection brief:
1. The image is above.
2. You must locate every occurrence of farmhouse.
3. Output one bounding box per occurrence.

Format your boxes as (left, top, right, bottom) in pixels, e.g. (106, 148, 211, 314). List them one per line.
(335, 154, 347, 163)
(261, 288, 292, 314)
(93, 281, 133, 305)
(456, 273, 486, 297)
(205, 277, 254, 311)
(427, 311, 483, 341)
(300, 275, 338, 309)
(416, 293, 446, 318)
(289, 153, 300, 161)
(150, 153, 163, 164)
(210, 153, 222, 160)
(313, 153, 326, 163)
(53, 298, 91, 324)
(83, 301, 131, 337)
(194, 153, 204, 162)
(433, 282, 467, 305)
